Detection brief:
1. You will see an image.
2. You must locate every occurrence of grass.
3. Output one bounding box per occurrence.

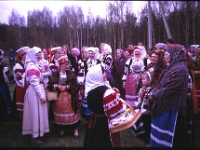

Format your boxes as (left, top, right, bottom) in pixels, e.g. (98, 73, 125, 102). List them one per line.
(1, 57, 200, 147)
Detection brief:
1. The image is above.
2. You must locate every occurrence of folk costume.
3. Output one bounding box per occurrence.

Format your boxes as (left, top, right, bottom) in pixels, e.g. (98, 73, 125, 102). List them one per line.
(150, 44, 189, 147)
(123, 59, 144, 108)
(122, 46, 146, 108)
(79, 47, 101, 121)
(22, 46, 49, 138)
(47, 56, 80, 130)
(13, 46, 29, 120)
(84, 64, 124, 147)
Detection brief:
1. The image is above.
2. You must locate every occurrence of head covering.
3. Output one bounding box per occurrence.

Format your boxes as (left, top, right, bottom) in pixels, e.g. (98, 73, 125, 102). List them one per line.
(125, 48, 133, 56)
(0, 49, 4, 59)
(85, 64, 110, 97)
(16, 46, 30, 56)
(51, 46, 62, 52)
(72, 47, 80, 56)
(87, 47, 99, 59)
(155, 43, 167, 50)
(25, 46, 41, 67)
(164, 44, 186, 63)
(57, 55, 68, 65)
(133, 46, 147, 59)
(103, 44, 112, 55)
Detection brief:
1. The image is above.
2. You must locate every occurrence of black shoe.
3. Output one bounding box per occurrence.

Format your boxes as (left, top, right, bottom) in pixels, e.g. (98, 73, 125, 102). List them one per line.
(30, 138, 42, 145)
(74, 135, 79, 140)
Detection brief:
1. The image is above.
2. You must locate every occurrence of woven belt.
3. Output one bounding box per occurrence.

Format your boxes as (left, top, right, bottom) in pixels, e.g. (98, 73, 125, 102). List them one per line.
(25, 81, 44, 88)
(87, 112, 106, 129)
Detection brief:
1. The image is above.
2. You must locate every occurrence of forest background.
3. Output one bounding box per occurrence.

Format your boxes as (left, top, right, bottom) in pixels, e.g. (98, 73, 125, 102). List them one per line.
(0, 1, 200, 56)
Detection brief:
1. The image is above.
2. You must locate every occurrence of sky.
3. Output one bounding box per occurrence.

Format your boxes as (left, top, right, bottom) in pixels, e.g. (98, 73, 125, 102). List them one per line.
(0, 1, 146, 25)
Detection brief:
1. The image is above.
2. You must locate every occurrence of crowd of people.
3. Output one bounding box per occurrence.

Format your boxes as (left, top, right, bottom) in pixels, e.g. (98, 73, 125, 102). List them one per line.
(0, 39, 199, 147)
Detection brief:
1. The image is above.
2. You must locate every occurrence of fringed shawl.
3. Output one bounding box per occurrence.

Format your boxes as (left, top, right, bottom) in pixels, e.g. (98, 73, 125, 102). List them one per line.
(151, 54, 188, 117)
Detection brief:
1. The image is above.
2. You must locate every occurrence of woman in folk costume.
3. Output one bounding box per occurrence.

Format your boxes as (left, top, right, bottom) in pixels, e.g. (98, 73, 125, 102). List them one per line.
(122, 46, 146, 84)
(99, 44, 117, 88)
(49, 47, 65, 73)
(79, 47, 101, 121)
(0, 49, 14, 121)
(13, 46, 29, 120)
(122, 46, 146, 108)
(22, 46, 49, 144)
(165, 46, 195, 147)
(146, 44, 168, 88)
(42, 47, 50, 62)
(48, 47, 65, 119)
(46, 55, 80, 139)
(83, 64, 124, 147)
(149, 44, 189, 147)
(38, 49, 52, 87)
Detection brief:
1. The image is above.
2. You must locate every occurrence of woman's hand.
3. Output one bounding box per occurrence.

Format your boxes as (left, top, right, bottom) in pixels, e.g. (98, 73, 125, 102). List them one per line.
(57, 85, 66, 92)
(148, 92, 153, 100)
(112, 87, 119, 93)
(41, 98, 47, 103)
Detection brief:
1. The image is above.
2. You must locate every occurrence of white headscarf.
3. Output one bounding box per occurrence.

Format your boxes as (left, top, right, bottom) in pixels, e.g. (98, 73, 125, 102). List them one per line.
(103, 44, 112, 55)
(133, 45, 147, 60)
(86, 47, 99, 59)
(85, 64, 111, 97)
(25, 46, 41, 68)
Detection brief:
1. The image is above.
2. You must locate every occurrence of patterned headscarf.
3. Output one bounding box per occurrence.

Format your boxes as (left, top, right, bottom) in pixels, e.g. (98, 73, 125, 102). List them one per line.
(155, 43, 167, 50)
(165, 44, 186, 64)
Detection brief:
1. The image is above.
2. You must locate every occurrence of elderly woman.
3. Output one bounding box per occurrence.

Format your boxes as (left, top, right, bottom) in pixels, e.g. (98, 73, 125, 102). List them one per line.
(149, 44, 189, 147)
(112, 49, 127, 100)
(22, 46, 49, 144)
(71, 47, 82, 75)
(47, 55, 80, 139)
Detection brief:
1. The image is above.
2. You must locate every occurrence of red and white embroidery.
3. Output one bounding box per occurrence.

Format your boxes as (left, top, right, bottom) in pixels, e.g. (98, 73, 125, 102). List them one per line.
(103, 91, 123, 118)
(27, 69, 40, 78)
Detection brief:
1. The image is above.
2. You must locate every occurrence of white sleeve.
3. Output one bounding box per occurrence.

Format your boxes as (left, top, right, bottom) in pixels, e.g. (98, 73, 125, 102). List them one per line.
(26, 64, 46, 99)
(3, 67, 12, 83)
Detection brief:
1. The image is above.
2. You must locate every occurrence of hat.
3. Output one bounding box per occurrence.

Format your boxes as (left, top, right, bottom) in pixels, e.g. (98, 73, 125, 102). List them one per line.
(125, 48, 133, 55)
(51, 46, 62, 52)
(155, 43, 167, 50)
(16, 46, 30, 56)
(57, 55, 68, 65)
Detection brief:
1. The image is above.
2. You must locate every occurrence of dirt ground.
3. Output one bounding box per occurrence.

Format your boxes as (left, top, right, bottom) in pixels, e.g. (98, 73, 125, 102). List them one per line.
(0, 112, 200, 147)
(1, 80, 200, 147)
